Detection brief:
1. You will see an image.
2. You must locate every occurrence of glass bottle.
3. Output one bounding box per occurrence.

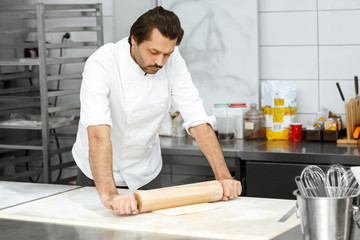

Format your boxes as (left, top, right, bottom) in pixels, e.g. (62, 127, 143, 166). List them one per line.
(243, 103, 265, 139)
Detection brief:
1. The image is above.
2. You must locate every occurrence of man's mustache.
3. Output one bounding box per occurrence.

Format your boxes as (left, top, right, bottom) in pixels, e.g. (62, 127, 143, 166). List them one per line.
(149, 64, 162, 69)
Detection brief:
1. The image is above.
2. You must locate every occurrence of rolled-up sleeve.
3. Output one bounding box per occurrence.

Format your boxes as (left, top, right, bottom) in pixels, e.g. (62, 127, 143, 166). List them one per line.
(80, 48, 113, 129)
(169, 48, 215, 134)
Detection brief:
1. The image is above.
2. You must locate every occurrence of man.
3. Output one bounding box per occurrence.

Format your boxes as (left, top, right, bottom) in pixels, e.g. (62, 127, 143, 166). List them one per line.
(72, 6, 241, 215)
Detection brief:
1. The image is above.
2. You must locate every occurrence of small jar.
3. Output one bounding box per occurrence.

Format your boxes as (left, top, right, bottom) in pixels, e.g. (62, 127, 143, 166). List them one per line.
(336, 115, 342, 130)
(243, 103, 265, 139)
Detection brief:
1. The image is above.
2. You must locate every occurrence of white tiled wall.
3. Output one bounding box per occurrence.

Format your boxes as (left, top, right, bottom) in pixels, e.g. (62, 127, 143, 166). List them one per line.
(260, 46, 318, 80)
(260, 12, 317, 46)
(319, 46, 360, 80)
(259, 0, 360, 126)
(319, 11, 360, 45)
(317, 0, 360, 10)
(259, 0, 316, 12)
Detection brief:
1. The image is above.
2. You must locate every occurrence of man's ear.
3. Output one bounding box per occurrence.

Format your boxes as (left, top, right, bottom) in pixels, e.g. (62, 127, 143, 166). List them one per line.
(131, 36, 138, 46)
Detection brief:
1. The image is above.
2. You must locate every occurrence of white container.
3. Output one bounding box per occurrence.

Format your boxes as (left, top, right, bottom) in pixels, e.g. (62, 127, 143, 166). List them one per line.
(229, 103, 247, 139)
(212, 104, 235, 141)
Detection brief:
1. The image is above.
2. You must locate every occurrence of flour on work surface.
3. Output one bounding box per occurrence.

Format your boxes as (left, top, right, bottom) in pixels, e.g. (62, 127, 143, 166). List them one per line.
(153, 203, 220, 216)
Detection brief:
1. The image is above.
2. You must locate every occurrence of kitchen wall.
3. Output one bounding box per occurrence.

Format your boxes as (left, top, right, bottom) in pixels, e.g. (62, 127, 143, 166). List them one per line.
(3, 0, 359, 183)
(114, 0, 360, 127)
(15, 0, 360, 127)
(259, 0, 360, 127)
(161, 0, 259, 114)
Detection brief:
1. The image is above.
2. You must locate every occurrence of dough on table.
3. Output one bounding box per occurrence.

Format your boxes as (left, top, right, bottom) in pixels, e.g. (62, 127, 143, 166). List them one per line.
(152, 203, 220, 216)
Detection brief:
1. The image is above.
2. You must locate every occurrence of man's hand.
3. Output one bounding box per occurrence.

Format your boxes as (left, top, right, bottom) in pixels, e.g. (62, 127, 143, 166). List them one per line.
(219, 179, 242, 200)
(102, 193, 139, 215)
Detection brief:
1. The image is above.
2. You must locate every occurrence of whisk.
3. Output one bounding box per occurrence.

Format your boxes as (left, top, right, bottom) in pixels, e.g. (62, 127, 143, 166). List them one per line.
(339, 169, 360, 196)
(325, 164, 346, 197)
(300, 165, 326, 197)
(297, 164, 360, 197)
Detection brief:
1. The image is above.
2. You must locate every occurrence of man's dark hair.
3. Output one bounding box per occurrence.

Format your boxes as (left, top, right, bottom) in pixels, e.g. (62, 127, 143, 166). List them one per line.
(128, 6, 184, 46)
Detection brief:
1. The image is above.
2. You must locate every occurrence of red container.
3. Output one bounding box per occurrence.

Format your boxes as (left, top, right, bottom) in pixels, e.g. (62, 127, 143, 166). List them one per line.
(290, 123, 302, 141)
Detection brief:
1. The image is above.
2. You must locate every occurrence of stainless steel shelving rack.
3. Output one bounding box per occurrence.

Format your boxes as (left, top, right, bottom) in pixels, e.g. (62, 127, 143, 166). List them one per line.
(0, 3, 103, 183)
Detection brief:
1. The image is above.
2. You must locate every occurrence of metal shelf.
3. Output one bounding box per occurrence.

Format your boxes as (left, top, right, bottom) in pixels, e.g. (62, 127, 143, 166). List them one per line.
(0, 144, 43, 150)
(0, 154, 41, 168)
(0, 4, 100, 12)
(0, 41, 100, 50)
(52, 161, 76, 171)
(0, 102, 40, 112)
(0, 87, 38, 95)
(0, 124, 42, 130)
(47, 73, 82, 82)
(46, 41, 101, 49)
(0, 58, 39, 66)
(0, 72, 34, 81)
(0, 169, 42, 181)
(0, 117, 79, 130)
(48, 104, 80, 114)
(53, 175, 77, 184)
(0, 3, 103, 184)
(49, 118, 79, 129)
(48, 89, 80, 98)
(0, 57, 89, 66)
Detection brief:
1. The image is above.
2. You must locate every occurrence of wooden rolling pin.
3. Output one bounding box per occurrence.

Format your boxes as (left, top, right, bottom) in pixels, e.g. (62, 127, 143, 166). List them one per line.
(134, 180, 223, 213)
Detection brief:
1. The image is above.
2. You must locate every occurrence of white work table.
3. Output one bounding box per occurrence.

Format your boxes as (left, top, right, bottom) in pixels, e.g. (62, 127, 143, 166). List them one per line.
(0, 181, 304, 240)
(0, 181, 80, 210)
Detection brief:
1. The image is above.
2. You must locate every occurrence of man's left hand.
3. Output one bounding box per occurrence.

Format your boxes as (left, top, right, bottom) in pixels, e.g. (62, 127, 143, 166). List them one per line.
(219, 178, 242, 200)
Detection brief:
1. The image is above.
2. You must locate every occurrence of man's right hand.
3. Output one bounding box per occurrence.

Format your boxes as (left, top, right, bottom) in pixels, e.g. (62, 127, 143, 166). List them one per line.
(102, 193, 139, 215)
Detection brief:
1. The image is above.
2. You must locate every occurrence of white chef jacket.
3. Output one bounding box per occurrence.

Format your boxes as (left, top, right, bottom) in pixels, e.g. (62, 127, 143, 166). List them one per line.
(72, 37, 214, 190)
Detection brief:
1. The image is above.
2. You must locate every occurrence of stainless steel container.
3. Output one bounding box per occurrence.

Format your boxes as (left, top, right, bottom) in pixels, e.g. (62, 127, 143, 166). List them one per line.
(294, 189, 360, 240)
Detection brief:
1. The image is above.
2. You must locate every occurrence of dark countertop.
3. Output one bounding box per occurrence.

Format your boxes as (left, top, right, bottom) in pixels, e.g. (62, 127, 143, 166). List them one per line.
(160, 136, 360, 165)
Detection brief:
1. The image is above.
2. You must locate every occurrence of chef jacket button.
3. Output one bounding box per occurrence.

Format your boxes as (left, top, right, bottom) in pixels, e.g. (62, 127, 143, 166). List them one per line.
(149, 145, 153, 149)
(155, 125, 159, 129)
(161, 104, 165, 108)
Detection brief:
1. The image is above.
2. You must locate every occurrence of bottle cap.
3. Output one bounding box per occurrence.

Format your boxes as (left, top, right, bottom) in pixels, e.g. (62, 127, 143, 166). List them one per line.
(213, 103, 230, 108)
(230, 103, 246, 108)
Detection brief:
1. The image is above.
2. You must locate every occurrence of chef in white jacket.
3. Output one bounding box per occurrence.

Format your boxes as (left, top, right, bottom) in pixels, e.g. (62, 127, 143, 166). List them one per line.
(72, 6, 241, 215)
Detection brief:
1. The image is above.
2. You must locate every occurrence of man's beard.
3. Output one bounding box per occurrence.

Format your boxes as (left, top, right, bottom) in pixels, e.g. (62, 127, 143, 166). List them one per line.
(143, 64, 163, 74)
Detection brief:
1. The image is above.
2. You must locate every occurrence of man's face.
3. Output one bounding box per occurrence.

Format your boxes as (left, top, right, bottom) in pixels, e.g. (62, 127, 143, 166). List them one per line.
(131, 28, 177, 74)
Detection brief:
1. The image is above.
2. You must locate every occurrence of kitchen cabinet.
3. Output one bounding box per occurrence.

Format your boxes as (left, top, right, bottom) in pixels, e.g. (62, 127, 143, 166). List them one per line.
(160, 137, 241, 187)
(241, 141, 360, 199)
(0, 3, 103, 183)
(246, 161, 317, 199)
(160, 138, 244, 192)
(160, 137, 360, 199)
(161, 154, 239, 186)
